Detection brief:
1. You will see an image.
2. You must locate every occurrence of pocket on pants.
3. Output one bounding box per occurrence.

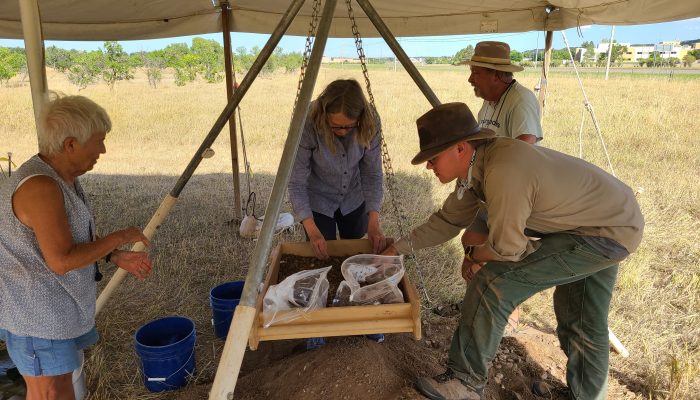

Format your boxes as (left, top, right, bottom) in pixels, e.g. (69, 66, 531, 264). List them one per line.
(510, 254, 578, 286)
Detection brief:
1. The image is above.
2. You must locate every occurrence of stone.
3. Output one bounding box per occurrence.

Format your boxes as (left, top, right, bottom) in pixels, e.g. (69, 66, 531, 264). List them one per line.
(532, 380, 550, 396)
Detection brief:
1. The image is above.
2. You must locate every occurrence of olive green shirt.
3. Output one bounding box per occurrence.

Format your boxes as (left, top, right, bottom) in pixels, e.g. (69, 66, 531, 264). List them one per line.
(394, 138, 644, 262)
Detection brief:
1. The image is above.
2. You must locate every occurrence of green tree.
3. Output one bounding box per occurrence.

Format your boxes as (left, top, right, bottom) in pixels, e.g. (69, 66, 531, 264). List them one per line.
(0, 47, 26, 85)
(233, 46, 255, 74)
(173, 53, 199, 86)
(191, 37, 224, 83)
(510, 50, 522, 63)
(161, 43, 190, 69)
(683, 54, 696, 67)
(141, 51, 165, 88)
(45, 46, 73, 72)
(101, 41, 133, 90)
(552, 48, 573, 62)
(646, 51, 662, 67)
(452, 45, 474, 65)
(66, 51, 102, 90)
(280, 51, 303, 73)
(257, 46, 279, 75)
(597, 44, 627, 67)
(129, 52, 145, 68)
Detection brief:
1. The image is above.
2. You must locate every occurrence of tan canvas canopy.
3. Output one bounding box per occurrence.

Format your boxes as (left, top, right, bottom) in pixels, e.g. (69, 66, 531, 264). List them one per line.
(1, 0, 699, 40)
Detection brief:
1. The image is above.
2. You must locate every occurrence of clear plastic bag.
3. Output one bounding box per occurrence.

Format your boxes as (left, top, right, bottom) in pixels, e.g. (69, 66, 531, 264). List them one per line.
(337, 255, 405, 306)
(262, 266, 331, 328)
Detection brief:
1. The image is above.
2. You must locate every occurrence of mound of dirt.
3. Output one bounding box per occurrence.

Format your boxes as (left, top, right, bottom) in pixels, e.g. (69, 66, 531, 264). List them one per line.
(230, 315, 640, 400)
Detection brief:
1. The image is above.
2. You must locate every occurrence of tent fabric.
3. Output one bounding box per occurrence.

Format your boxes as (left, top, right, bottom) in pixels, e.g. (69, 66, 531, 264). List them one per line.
(0, 0, 699, 41)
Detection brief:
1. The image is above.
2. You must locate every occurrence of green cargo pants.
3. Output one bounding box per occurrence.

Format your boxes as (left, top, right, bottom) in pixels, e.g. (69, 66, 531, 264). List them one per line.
(448, 233, 621, 400)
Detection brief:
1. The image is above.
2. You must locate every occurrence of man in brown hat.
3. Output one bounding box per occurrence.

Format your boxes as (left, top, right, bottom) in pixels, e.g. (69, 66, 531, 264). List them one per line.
(383, 102, 643, 400)
(457, 41, 543, 330)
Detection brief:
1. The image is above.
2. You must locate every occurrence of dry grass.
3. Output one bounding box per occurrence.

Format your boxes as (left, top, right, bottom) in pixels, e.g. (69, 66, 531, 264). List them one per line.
(1, 65, 699, 399)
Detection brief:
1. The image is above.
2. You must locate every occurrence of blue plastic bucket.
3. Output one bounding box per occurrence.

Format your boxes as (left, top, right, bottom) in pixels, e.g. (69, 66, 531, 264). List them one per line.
(134, 316, 196, 392)
(209, 281, 245, 338)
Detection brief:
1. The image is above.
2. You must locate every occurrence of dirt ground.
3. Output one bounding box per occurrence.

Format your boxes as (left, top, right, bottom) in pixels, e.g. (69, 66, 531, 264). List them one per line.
(222, 316, 644, 400)
(227, 255, 641, 400)
(0, 313, 646, 400)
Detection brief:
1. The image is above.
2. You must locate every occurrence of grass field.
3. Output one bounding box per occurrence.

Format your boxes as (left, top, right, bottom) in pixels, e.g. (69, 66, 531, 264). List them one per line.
(1, 64, 699, 398)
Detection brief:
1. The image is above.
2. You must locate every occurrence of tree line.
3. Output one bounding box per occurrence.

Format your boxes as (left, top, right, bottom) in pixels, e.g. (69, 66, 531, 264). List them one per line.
(2, 38, 699, 89)
(0, 38, 307, 90)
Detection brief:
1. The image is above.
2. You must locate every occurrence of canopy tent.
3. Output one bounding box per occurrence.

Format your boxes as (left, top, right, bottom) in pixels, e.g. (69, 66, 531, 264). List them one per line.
(3, 1, 700, 399)
(1, 0, 699, 40)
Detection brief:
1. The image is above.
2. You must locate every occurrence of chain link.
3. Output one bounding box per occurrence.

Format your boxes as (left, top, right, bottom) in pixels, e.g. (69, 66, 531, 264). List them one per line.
(291, 0, 322, 117)
(345, 0, 432, 307)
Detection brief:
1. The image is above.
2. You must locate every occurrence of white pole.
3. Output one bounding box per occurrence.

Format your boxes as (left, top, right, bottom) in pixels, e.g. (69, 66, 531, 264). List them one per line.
(18, 0, 48, 131)
(604, 26, 615, 80)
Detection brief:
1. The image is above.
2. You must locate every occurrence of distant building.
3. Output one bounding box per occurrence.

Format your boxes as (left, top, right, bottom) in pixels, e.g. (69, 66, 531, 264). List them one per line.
(574, 40, 691, 63)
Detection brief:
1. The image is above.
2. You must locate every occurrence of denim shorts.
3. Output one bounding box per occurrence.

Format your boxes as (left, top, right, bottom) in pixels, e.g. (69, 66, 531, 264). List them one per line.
(0, 327, 99, 376)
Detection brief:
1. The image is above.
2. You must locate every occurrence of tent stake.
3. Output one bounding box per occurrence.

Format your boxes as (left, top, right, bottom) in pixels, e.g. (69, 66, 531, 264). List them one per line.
(209, 0, 338, 397)
(95, 0, 308, 315)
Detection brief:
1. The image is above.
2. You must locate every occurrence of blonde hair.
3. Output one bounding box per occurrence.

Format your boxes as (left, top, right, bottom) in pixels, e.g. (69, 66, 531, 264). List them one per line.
(38, 93, 112, 156)
(310, 79, 377, 153)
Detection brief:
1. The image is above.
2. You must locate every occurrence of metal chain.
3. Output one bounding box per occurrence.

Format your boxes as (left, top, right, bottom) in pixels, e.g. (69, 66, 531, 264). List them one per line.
(345, 0, 432, 307)
(291, 0, 322, 116)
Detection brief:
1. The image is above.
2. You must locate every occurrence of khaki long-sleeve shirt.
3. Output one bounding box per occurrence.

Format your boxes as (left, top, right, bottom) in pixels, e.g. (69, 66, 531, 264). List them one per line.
(394, 138, 644, 262)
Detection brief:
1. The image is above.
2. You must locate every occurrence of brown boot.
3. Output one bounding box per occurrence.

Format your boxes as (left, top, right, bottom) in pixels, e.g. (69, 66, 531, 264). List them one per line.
(415, 369, 482, 400)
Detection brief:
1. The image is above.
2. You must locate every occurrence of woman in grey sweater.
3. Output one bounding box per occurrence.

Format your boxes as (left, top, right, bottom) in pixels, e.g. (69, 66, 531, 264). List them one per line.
(288, 79, 386, 259)
(0, 94, 152, 399)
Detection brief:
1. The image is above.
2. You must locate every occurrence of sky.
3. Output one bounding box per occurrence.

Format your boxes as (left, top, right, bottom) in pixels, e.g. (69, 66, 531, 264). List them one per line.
(0, 17, 698, 58)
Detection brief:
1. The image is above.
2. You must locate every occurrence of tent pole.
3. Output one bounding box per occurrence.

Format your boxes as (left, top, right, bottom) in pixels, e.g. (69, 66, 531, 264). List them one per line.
(538, 30, 553, 120)
(18, 0, 48, 131)
(208, 0, 337, 397)
(355, 0, 441, 107)
(220, 1, 242, 220)
(95, 0, 308, 315)
(604, 26, 615, 80)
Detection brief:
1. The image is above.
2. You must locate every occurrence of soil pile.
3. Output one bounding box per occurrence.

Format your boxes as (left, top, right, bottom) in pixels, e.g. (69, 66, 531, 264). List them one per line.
(232, 318, 640, 400)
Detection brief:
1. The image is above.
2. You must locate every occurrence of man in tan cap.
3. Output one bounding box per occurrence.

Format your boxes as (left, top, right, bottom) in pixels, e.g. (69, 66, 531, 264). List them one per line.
(383, 103, 643, 400)
(463, 40, 542, 144)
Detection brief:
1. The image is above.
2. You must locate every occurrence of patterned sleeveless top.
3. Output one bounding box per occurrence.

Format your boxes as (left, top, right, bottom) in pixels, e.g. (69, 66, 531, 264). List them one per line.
(0, 155, 97, 339)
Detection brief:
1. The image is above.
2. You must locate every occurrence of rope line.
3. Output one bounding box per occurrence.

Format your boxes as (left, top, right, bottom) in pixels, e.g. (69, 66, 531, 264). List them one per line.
(561, 31, 617, 177)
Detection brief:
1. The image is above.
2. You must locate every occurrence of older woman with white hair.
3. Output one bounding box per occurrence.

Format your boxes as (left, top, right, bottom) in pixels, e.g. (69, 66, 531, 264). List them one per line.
(0, 94, 152, 399)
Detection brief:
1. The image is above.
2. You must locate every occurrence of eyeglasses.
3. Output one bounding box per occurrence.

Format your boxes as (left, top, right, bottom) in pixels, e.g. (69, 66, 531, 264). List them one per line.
(427, 155, 439, 166)
(329, 122, 358, 133)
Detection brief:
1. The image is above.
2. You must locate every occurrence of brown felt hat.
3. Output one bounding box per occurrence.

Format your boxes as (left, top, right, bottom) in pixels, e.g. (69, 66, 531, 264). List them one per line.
(411, 102, 496, 165)
(459, 41, 524, 73)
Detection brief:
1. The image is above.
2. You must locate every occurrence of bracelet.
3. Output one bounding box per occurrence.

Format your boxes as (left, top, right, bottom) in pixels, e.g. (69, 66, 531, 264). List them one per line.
(105, 252, 113, 263)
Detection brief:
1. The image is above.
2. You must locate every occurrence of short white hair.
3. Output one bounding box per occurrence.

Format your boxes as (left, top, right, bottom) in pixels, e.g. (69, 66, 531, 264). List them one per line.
(38, 94, 112, 156)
